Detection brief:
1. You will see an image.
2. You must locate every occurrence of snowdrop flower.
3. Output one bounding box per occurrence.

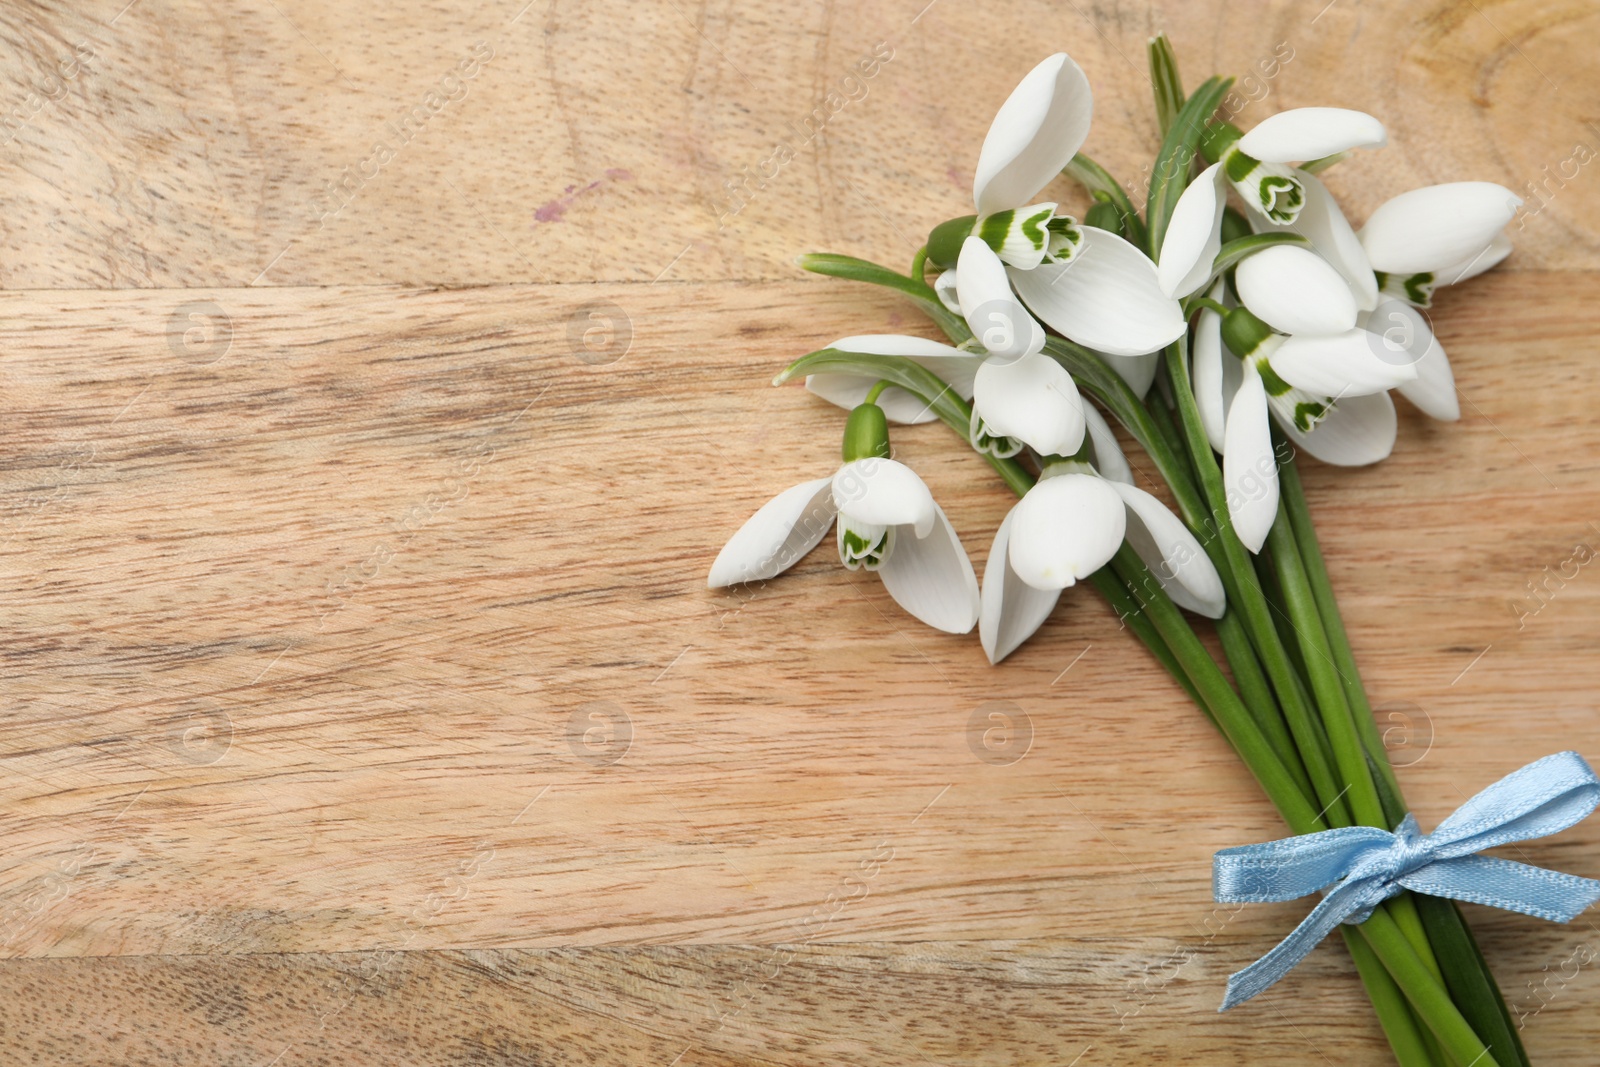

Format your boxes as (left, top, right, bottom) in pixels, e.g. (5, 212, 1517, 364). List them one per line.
(1199, 301, 1411, 551)
(928, 52, 1096, 273)
(1355, 182, 1520, 421)
(708, 398, 980, 634)
(979, 409, 1226, 662)
(1361, 181, 1521, 295)
(921, 53, 1186, 360)
(797, 262, 1087, 460)
(1158, 109, 1387, 303)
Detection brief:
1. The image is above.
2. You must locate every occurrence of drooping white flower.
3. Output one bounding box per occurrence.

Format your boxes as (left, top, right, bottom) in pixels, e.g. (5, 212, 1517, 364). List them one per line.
(708, 455, 980, 634)
(962, 52, 1097, 270)
(1198, 299, 1405, 552)
(979, 439, 1225, 663)
(801, 249, 1088, 461)
(1354, 182, 1520, 421)
(1158, 109, 1387, 303)
(928, 53, 1186, 361)
(1228, 247, 1418, 403)
(1360, 182, 1522, 283)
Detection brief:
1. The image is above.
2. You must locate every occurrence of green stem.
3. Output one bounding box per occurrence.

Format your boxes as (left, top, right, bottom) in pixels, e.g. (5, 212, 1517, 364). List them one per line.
(1277, 451, 1531, 1067)
(1090, 569, 1207, 715)
(910, 245, 928, 287)
(1277, 454, 1403, 806)
(1343, 927, 1442, 1067)
(1157, 344, 1352, 826)
(1111, 544, 1324, 833)
(1263, 503, 1387, 829)
(1360, 910, 1502, 1067)
(1215, 609, 1313, 800)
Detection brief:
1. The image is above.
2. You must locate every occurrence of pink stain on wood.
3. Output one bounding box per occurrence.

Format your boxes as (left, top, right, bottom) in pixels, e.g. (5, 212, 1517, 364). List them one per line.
(534, 170, 634, 224)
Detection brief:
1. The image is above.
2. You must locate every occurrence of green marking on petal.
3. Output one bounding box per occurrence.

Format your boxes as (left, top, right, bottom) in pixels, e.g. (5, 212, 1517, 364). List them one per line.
(1224, 146, 1259, 184)
(1404, 272, 1436, 307)
(968, 409, 1024, 458)
(838, 521, 891, 570)
(1293, 400, 1329, 432)
(1256, 358, 1294, 398)
(1020, 208, 1052, 250)
(1045, 215, 1084, 263)
(1258, 175, 1304, 224)
(978, 210, 1016, 252)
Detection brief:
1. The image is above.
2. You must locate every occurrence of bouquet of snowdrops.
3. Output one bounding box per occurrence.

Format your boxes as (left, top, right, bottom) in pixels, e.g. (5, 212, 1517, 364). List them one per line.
(707, 36, 1569, 1067)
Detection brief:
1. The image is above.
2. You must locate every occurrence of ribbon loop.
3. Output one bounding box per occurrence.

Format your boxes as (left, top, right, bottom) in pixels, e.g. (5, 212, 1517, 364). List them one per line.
(1215, 751, 1600, 1010)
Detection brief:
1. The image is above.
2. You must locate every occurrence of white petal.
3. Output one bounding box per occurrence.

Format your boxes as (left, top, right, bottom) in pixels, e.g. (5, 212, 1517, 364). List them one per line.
(979, 508, 1061, 663)
(1269, 328, 1417, 397)
(958, 236, 1046, 360)
(1157, 163, 1226, 297)
(1236, 244, 1357, 335)
(1435, 232, 1513, 286)
(1274, 391, 1397, 466)
(1108, 351, 1160, 398)
(805, 374, 939, 424)
(1356, 303, 1458, 421)
(934, 268, 963, 314)
(833, 459, 936, 537)
(973, 351, 1086, 457)
(1009, 227, 1186, 356)
(878, 505, 981, 634)
(1006, 474, 1126, 590)
(809, 334, 982, 417)
(1359, 182, 1522, 274)
(1223, 364, 1278, 554)
(1109, 481, 1226, 618)
(1193, 303, 1239, 454)
(1082, 402, 1132, 484)
(708, 478, 836, 587)
(973, 53, 1093, 216)
(1249, 171, 1378, 312)
(830, 334, 971, 360)
(1237, 108, 1386, 163)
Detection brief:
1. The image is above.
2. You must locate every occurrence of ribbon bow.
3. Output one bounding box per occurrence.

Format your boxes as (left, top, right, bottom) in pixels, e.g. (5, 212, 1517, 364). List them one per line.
(1213, 751, 1600, 1010)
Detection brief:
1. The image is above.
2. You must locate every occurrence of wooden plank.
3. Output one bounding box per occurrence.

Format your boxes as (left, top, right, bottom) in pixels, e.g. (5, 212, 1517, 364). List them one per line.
(0, 1, 1596, 288)
(0, 274, 1595, 967)
(0, 925, 1594, 1065)
(3, 0, 1600, 1059)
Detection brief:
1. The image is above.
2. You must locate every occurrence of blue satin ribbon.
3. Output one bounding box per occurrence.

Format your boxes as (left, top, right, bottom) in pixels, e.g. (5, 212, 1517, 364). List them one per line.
(1213, 750, 1600, 1010)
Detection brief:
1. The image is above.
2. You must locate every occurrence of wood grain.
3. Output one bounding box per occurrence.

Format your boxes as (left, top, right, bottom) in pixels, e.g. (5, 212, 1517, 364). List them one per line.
(1, 0, 1597, 288)
(1, 0, 1598, 1063)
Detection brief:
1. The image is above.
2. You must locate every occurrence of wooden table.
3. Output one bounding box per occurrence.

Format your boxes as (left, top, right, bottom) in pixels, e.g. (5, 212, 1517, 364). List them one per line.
(2, 1, 1597, 1062)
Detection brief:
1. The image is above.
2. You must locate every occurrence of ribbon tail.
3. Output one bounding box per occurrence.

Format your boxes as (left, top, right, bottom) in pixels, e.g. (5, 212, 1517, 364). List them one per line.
(1221, 879, 1382, 1011)
(1401, 855, 1600, 923)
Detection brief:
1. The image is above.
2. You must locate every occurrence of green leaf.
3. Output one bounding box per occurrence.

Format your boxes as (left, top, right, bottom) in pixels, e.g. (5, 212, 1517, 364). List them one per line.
(1146, 76, 1233, 260)
(1062, 154, 1148, 249)
(1147, 35, 1185, 139)
(1211, 231, 1311, 275)
(1413, 897, 1533, 1067)
(796, 253, 970, 341)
